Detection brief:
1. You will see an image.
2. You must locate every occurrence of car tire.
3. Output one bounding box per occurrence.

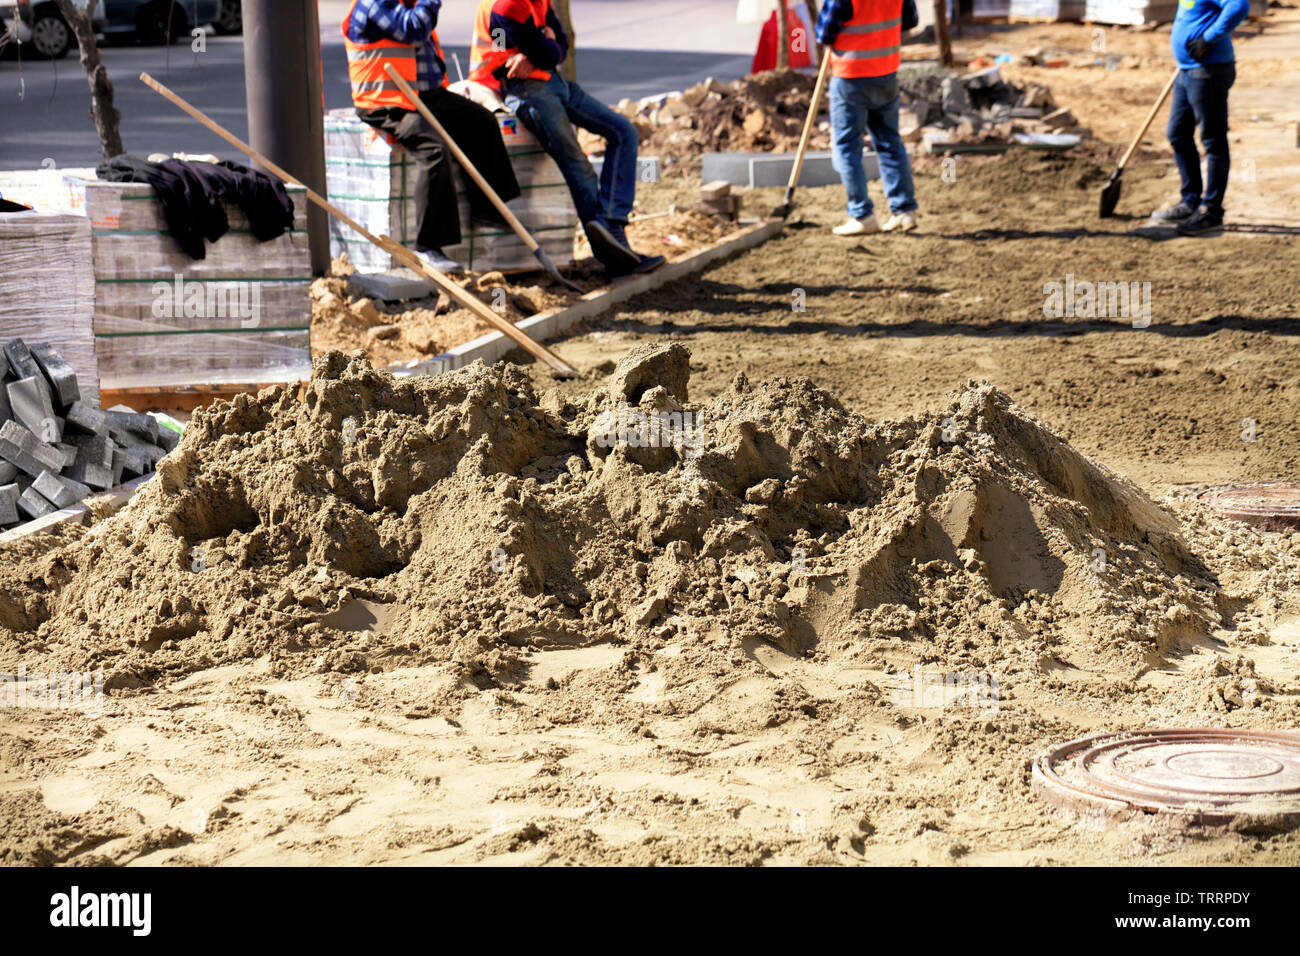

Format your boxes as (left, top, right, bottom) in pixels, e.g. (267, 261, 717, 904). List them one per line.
(136, 1, 191, 45)
(213, 0, 241, 35)
(31, 11, 72, 59)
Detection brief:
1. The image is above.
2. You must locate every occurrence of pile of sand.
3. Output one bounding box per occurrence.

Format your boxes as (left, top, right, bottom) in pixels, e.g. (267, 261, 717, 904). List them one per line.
(0, 345, 1248, 722)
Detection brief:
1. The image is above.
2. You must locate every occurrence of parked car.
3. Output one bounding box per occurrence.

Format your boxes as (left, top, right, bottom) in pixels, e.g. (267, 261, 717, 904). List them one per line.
(94, 1, 221, 45)
(0, 1, 106, 60)
(212, 0, 238, 35)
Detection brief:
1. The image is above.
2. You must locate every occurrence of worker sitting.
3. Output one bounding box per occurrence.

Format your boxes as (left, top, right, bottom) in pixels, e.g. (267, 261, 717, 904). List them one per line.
(816, 0, 920, 237)
(344, 0, 521, 273)
(469, 0, 665, 276)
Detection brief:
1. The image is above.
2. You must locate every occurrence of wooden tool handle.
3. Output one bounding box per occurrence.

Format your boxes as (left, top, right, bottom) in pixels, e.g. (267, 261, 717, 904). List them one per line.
(1117, 69, 1179, 172)
(138, 72, 577, 377)
(383, 65, 540, 254)
(787, 52, 834, 194)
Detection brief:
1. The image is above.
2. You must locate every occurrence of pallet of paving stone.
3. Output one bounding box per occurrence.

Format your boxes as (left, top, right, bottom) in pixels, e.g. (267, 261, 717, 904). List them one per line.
(0, 170, 313, 391)
(0, 337, 178, 532)
(0, 208, 101, 407)
(324, 109, 577, 274)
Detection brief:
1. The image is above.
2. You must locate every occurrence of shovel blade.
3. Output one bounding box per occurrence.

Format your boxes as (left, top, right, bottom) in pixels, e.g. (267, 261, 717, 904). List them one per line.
(533, 248, 584, 294)
(1099, 171, 1123, 218)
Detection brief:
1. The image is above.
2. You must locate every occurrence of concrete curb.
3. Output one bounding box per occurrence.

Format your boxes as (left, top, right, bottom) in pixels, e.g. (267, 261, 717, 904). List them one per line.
(394, 218, 785, 378)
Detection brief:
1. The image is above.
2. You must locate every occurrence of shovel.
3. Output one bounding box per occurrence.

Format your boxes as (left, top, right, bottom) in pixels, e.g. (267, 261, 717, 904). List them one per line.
(384, 65, 585, 294)
(773, 52, 834, 219)
(1099, 69, 1179, 218)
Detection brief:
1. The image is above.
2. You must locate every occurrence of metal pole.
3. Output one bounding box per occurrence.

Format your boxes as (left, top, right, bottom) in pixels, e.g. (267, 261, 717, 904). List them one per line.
(242, 0, 330, 275)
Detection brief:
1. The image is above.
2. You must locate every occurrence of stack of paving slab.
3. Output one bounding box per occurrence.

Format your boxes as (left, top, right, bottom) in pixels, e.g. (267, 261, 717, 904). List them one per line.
(1083, 0, 1262, 23)
(0, 168, 313, 390)
(1007, 0, 1085, 19)
(0, 205, 100, 407)
(0, 337, 176, 532)
(324, 109, 576, 273)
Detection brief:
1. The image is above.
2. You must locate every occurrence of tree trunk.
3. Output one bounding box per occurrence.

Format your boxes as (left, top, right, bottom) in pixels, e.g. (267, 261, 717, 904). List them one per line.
(776, 0, 790, 70)
(552, 0, 577, 81)
(933, 0, 954, 68)
(54, 0, 123, 159)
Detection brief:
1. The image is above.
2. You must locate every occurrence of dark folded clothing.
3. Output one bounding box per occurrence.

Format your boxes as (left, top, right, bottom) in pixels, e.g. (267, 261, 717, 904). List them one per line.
(95, 154, 295, 259)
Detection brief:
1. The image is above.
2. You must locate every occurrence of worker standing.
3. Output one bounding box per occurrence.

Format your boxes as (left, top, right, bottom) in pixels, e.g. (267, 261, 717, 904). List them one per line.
(816, 0, 919, 236)
(469, 0, 665, 276)
(1149, 0, 1250, 237)
(344, 0, 521, 273)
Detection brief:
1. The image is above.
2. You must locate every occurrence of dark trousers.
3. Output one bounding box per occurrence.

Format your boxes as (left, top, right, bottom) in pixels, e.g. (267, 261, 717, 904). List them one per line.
(1167, 62, 1235, 213)
(358, 87, 521, 251)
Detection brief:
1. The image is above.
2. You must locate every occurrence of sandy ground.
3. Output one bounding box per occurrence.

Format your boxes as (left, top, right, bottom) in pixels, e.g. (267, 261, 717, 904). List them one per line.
(2, 15, 1299, 867)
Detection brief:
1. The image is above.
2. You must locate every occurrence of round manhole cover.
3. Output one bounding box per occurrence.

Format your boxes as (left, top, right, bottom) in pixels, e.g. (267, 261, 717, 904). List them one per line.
(1195, 482, 1300, 532)
(1033, 729, 1300, 823)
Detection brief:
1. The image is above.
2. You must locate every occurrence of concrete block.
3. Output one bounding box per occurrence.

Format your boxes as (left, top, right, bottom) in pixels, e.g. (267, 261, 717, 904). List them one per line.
(702, 151, 871, 189)
(0, 483, 18, 525)
(110, 446, 126, 486)
(63, 462, 113, 491)
(17, 485, 55, 521)
(53, 443, 79, 469)
(700, 180, 732, 201)
(29, 342, 81, 408)
(0, 419, 66, 477)
(33, 470, 83, 509)
(348, 272, 437, 303)
(65, 432, 114, 469)
(64, 401, 109, 436)
(3, 339, 41, 381)
(6, 376, 61, 443)
(0, 461, 15, 484)
(104, 408, 160, 445)
(154, 422, 180, 453)
(0, 371, 11, 424)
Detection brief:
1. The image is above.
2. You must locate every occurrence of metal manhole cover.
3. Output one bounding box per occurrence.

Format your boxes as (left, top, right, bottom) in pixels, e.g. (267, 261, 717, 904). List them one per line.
(1033, 729, 1300, 823)
(1195, 482, 1300, 532)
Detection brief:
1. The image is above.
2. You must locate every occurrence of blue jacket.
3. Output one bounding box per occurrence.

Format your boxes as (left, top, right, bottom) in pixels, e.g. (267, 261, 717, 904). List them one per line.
(1170, 0, 1249, 69)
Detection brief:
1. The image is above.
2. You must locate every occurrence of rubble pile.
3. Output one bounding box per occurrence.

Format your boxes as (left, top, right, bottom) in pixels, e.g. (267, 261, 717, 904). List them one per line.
(900, 65, 1090, 151)
(0, 338, 177, 531)
(618, 65, 1082, 159)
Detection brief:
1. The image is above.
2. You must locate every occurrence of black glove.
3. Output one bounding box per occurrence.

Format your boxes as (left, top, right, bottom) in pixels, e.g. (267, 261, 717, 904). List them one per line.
(1186, 37, 1211, 61)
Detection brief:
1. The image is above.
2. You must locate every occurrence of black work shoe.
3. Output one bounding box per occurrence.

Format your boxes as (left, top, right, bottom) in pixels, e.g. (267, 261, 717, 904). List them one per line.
(584, 220, 639, 270)
(1175, 205, 1224, 237)
(1150, 201, 1197, 222)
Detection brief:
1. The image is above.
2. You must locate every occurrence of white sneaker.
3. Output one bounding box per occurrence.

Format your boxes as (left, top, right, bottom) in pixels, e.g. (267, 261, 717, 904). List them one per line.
(832, 215, 880, 236)
(880, 211, 918, 232)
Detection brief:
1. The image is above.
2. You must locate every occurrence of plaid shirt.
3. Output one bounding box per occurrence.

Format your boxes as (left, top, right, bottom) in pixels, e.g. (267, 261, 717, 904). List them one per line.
(347, 0, 445, 92)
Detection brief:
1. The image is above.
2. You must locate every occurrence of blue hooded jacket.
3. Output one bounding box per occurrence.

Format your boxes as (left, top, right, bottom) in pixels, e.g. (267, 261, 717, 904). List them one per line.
(1170, 0, 1250, 69)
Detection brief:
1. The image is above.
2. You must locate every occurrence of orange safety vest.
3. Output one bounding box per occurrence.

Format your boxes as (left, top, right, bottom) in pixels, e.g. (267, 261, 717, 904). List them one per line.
(829, 0, 902, 79)
(469, 0, 552, 91)
(342, 0, 448, 111)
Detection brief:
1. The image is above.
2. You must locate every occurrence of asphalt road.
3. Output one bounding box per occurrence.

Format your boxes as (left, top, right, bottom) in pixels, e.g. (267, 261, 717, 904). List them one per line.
(0, 35, 752, 170)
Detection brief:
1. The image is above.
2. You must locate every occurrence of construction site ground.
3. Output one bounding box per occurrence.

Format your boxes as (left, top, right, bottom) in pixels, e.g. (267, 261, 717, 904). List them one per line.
(2, 14, 1299, 867)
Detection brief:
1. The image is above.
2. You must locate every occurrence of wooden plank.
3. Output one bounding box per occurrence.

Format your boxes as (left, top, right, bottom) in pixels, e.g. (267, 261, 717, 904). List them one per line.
(395, 218, 785, 378)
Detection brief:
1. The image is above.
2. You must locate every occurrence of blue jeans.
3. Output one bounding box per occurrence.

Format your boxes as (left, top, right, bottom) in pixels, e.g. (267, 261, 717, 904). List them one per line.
(504, 73, 639, 225)
(1167, 62, 1235, 213)
(829, 73, 917, 220)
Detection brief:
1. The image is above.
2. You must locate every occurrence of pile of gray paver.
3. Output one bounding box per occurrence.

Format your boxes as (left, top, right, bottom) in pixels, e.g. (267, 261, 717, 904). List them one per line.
(1, 338, 176, 531)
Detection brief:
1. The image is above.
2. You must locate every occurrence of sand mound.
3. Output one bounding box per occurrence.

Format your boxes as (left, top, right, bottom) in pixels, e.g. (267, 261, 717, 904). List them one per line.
(0, 346, 1228, 707)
